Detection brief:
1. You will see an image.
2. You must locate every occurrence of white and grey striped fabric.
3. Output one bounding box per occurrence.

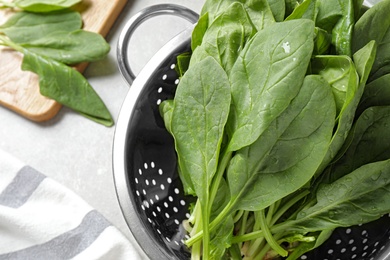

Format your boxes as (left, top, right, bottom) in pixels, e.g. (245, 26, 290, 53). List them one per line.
(0, 149, 141, 260)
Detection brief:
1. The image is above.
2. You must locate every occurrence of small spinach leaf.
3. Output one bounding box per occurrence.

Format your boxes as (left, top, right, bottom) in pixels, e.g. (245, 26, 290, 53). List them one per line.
(327, 106, 390, 183)
(191, 12, 209, 51)
(358, 74, 390, 114)
(189, 2, 255, 75)
(13, 0, 81, 12)
(0, 10, 82, 43)
(267, 0, 285, 22)
(200, 0, 275, 31)
(21, 48, 113, 126)
(331, 0, 354, 56)
(21, 30, 110, 64)
(311, 55, 358, 115)
(285, 0, 312, 21)
(352, 0, 390, 81)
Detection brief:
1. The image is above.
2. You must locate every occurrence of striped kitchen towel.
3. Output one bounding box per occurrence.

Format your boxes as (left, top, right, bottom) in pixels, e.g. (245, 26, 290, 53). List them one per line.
(0, 149, 142, 260)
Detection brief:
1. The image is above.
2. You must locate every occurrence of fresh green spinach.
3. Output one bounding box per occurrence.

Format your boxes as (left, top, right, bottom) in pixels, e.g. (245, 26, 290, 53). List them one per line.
(161, 0, 390, 259)
(0, 2, 113, 126)
(0, 0, 81, 12)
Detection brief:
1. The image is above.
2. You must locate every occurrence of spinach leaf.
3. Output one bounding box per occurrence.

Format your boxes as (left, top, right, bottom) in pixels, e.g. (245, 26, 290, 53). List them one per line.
(352, 0, 390, 81)
(200, 0, 275, 31)
(175, 52, 191, 78)
(20, 30, 110, 64)
(358, 74, 390, 114)
(159, 100, 174, 135)
(170, 57, 231, 257)
(171, 56, 231, 203)
(285, 0, 312, 21)
(311, 0, 354, 56)
(331, 0, 354, 56)
(313, 40, 376, 175)
(13, 0, 81, 12)
(160, 99, 196, 195)
(311, 55, 358, 115)
(0, 10, 82, 43)
(286, 230, 334, 260)
(315, 0, 341, 32)
(281, 159, 390, 232)
(326, 106, 390, 183)
(227, 19, 314, 152)
(285, 0, 299, 17)
(20, 48, 113, 126)
(226, 75, 335, 213)
(189, 2, 255, 75)
(267, 0, 285, 22)
(313, 27, 331, 55)
(191, 12, 209, 51)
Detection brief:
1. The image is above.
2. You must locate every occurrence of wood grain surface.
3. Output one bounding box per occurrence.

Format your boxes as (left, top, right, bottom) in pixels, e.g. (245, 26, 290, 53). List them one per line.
(0, 0, 127, 122)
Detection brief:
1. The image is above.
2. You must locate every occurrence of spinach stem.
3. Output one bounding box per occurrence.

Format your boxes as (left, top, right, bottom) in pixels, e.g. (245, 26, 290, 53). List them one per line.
(254, 233, 285, 260)
(238, 210, 250, 248)
(201, 199, 210, 259)
(258, 209, 288, 257)
(190, 201, 202, 260)
(0, 35, 24, 53)
(208, 149, 232, 213)
(270, 189, 310, 226)
(186, 199, 234, 246)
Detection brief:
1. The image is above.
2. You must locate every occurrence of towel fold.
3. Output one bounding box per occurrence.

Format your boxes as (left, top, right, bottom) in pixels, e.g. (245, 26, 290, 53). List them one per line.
(0, 149, 141, 260)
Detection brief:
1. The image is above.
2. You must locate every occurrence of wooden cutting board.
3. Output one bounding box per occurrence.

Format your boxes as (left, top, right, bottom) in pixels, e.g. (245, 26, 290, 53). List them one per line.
(0, 0, 128, 122)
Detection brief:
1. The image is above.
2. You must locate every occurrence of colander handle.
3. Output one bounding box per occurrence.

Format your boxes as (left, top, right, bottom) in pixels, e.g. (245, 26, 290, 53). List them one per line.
(117, 4, 199, 85)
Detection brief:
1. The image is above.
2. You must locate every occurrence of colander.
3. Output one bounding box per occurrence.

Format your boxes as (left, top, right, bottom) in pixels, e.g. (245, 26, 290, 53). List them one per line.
(112, 3, 390, 260)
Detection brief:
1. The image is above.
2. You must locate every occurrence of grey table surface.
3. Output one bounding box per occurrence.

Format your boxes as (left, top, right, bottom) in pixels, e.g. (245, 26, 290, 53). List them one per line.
(0, 0, 204, 259)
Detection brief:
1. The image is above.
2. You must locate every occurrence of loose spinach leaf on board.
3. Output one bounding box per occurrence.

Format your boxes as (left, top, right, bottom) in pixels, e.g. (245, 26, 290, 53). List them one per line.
(12, 0, 81, 12)
(226, 75, 335, 213)
(0, 7, 113, 126)
(352, 0, 390, 81)
(21, 48, 113, 126)
(20, 30, 110, 64)
(189, 2, 256, 75)
(0, 10, 82, 43)
(226, 19, 314, 152)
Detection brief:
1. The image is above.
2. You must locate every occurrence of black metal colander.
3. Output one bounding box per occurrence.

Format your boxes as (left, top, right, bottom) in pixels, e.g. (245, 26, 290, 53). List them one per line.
(112, 4, 390, 260)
